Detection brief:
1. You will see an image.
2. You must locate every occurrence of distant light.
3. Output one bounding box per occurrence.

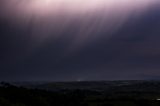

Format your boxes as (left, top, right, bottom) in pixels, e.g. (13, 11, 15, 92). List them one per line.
(23, 0, 153, 15)
(77, 78, 84, 82)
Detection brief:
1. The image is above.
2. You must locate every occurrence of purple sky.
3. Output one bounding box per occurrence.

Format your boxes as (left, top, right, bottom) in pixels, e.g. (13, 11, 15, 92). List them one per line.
(0, 0, 160, 81)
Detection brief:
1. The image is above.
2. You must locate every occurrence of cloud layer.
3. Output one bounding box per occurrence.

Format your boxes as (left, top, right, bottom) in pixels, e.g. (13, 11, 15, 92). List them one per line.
(0, 1, 160, 81)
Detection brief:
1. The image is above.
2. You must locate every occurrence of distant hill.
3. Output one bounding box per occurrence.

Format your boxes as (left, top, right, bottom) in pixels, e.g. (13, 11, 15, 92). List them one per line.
(12, 80, 160, 92)
(1, 81, 160, 106)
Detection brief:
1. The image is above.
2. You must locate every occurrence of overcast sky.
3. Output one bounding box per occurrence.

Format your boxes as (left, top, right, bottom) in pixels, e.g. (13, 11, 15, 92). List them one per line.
(0, 0, 160, 81)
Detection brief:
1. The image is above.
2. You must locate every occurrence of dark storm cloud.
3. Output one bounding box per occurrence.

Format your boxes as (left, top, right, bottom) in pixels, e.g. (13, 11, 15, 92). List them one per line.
(0, 1, 160, 81)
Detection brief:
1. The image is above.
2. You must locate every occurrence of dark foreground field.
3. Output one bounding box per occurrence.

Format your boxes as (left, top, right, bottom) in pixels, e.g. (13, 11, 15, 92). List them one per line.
(1, 81, 160, 106)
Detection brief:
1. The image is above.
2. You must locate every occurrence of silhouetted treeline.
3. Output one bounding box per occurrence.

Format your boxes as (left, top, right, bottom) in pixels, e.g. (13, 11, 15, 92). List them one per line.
(0, 82, 160, 106)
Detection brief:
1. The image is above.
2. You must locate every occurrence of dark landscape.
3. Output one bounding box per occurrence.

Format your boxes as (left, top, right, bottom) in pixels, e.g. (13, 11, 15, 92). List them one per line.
(0, 81, 160, 106)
